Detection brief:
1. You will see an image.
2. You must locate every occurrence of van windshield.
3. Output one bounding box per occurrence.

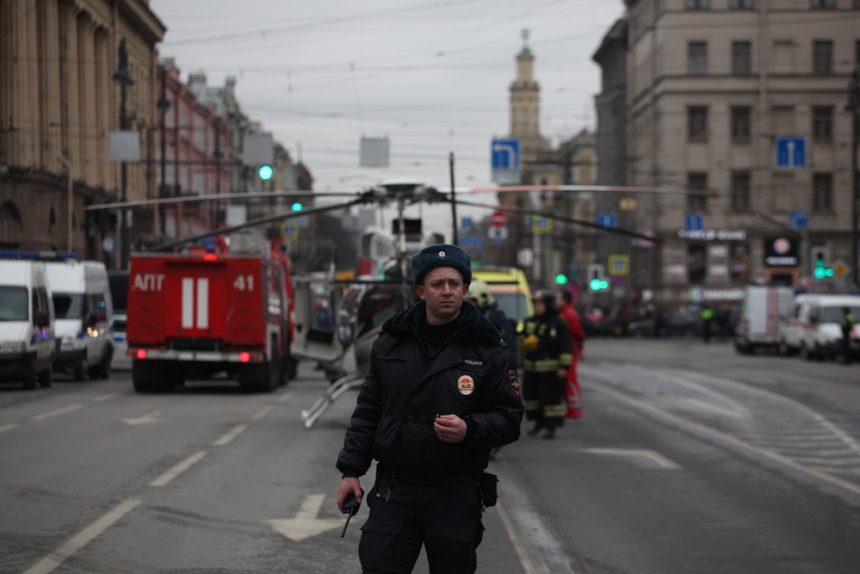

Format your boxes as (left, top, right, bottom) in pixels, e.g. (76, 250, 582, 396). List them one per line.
(818, 306, 860, 324)
(53, 293, 85, 319)
(0, 287, 28, 321)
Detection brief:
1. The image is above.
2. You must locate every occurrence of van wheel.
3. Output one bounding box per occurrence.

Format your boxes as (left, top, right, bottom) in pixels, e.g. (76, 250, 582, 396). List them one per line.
(38, 365, 52, 388)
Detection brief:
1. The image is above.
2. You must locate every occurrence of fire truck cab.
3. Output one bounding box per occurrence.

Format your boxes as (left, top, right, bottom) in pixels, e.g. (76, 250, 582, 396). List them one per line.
(127, 234, 294, 392)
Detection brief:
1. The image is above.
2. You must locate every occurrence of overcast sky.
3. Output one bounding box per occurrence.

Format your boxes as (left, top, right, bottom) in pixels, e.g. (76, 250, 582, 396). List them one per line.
(148, 0, 625, 234)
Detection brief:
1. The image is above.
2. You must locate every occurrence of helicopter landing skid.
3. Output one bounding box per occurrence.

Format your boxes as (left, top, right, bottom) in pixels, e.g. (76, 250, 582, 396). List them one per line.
(301, 376, 364, 429)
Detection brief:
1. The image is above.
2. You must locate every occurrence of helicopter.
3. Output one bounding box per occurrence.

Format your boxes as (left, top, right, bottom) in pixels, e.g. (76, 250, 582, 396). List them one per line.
(87, 178, 707, 427)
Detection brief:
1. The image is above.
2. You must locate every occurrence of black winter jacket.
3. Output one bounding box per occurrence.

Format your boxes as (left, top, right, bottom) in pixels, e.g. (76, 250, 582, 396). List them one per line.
(336, 301, 523, 478)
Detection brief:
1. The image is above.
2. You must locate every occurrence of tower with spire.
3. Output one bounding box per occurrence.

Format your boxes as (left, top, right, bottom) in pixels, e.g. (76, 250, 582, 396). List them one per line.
(509, 29, 550, 163)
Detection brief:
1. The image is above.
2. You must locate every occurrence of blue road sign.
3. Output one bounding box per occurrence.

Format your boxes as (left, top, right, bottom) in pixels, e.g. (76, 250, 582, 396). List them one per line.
(461, 216, 474, 232)
(597, 212, 617, 229)
(684, 214, 703, 232)
(459, 235, 484, 250)
(491, 138, 520, 170)
(788, 209, 808, 231)
(775, 137, 806, 168)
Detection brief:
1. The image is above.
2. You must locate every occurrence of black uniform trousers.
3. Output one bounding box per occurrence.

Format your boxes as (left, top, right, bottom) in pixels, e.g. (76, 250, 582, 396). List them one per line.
(359, 469, 484, 574)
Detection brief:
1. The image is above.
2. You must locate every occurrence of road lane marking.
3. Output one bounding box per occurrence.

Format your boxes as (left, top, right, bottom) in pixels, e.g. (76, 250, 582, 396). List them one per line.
(149, 451, 208, 487)
(496, 501, 551, 574)
(494, 460, 580, 574)
(277, 391, 293, 403)
(33, 404, 83, 421)
(578, 447, 681, 470)
(265, 494, 343, 542)
(0, 423, 19, 433)
(23, 498, 141, 574)
(593, 385, 860, 502)
(122, 410, 161, 426)
(213, 424, 248, 446)
(250, 405, 274, 421)
(93, 392, 119, 403)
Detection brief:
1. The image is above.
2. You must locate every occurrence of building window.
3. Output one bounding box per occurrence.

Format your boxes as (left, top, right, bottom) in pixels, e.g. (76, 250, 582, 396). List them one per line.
(685, 0, 711, 9)
(813, 173, 832, 212)
(731, 172, 751, 213)
(813, 40, 833, 75)
(810, 0, 836, 7)
(688, 106, 708, 142)
(812, 106, 833, 142)
(730, 0, 755, 8)
(687, 172, 708, 213)
(732, 41, 752, 75)
(731, 107, 752, 143)
(688, 41, 708, 75)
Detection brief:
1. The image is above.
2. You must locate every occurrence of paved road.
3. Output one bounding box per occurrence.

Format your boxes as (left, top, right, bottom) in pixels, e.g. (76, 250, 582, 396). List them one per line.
(2, 339, 858, 573)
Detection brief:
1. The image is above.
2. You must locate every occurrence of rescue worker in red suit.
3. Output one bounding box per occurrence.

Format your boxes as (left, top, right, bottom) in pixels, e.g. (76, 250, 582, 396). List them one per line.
(556, 289, 585, 419)
(518, 290, 572, 439)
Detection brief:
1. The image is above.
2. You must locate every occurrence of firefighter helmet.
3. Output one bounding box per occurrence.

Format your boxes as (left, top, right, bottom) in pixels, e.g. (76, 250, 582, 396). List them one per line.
(468, 280, 494, 309)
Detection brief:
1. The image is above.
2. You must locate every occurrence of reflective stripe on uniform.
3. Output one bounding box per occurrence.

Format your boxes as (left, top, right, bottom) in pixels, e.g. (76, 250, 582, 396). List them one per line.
(523, 399, 540, 411)
(544, 404, 566, 417)
(523, 358, 560, 372)
(558, 353, 572, 368)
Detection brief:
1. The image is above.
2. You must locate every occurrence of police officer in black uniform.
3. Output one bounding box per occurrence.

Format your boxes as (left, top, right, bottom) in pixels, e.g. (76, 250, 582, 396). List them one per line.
(335, 244, 523, 574)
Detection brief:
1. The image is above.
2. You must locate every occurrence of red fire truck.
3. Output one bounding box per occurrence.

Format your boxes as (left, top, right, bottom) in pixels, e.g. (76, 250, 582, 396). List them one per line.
(127, 235, 295, 392)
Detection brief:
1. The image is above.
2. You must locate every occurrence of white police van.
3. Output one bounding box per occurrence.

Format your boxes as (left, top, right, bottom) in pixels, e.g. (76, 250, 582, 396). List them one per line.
(0, 254, 56, 389)
(45, 258, 113, 380)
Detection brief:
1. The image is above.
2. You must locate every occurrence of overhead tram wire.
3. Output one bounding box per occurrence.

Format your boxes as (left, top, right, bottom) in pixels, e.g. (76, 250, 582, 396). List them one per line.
(85, 190, 361, 213)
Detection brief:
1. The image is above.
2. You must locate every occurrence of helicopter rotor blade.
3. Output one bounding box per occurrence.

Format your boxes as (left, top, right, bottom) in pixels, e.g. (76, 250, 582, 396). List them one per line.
(150, 198, 366, 252)
(85, 190, 362, 212)
(467, 184, 715, 197)
(449, 197, 662, 243)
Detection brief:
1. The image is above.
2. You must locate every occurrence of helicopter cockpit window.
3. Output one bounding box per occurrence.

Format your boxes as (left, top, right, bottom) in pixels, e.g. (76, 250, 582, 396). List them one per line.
(357, 285, 406, 337)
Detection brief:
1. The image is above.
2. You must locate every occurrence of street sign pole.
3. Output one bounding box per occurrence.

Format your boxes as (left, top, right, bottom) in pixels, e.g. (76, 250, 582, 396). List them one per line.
(450, 152, 458, 246)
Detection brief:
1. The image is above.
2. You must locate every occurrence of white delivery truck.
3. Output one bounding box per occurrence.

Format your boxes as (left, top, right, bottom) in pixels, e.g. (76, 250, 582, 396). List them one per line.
(45, 259, 114, 380)
(734, 285, 794, 354)
(0, 256, 56, 389)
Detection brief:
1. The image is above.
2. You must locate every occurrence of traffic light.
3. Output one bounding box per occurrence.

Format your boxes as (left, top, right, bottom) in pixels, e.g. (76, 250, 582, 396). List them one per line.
(587, 264, 608, 291)
(291, 202, 303, 212)
(554, 272, 568, 285)
(812, 246, 833, 279)
(258, 164, 273, 181)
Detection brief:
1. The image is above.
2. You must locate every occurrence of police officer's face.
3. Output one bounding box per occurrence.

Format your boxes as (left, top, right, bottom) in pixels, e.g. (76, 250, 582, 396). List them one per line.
(416, 266, 467, 325)
(534, 298, 546, 316)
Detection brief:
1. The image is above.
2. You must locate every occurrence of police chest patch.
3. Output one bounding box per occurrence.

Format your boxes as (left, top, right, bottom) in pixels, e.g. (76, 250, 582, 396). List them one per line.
(457, 375, 475, 396)
(463, 358, 483, 368)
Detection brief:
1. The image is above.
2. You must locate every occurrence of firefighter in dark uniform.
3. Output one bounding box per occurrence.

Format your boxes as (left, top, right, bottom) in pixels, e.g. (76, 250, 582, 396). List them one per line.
(335, 244, 523, 574)
(519, 290, 572, 439)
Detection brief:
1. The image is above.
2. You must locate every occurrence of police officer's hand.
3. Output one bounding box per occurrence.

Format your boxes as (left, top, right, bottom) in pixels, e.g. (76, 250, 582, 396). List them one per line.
(337, 477, 363, 513)
(434, 414, 467, 443)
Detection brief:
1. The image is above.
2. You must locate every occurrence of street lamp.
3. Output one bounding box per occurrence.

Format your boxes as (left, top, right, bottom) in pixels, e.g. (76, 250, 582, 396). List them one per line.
(847, 67, 860, 288)
(113, 38, 135, 269)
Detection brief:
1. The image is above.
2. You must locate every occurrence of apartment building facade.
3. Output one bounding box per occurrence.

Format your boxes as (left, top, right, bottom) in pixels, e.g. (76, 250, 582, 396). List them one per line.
(0, 0, 165, 262)
(623, 0, 860, 302)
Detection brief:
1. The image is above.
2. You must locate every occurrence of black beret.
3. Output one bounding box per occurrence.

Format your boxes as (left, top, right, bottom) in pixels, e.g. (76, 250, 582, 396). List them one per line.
(411, 243, 472, 285)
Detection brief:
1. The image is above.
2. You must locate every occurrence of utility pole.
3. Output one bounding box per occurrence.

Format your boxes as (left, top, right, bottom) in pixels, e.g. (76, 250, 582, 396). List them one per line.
(157, 64, 170, 235)
(847, 66, 860, 288)
(113, 38, 135, 268)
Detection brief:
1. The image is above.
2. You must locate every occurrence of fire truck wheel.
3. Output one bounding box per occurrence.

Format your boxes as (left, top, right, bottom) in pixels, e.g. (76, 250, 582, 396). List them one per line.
(133, 361, 169, 393)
